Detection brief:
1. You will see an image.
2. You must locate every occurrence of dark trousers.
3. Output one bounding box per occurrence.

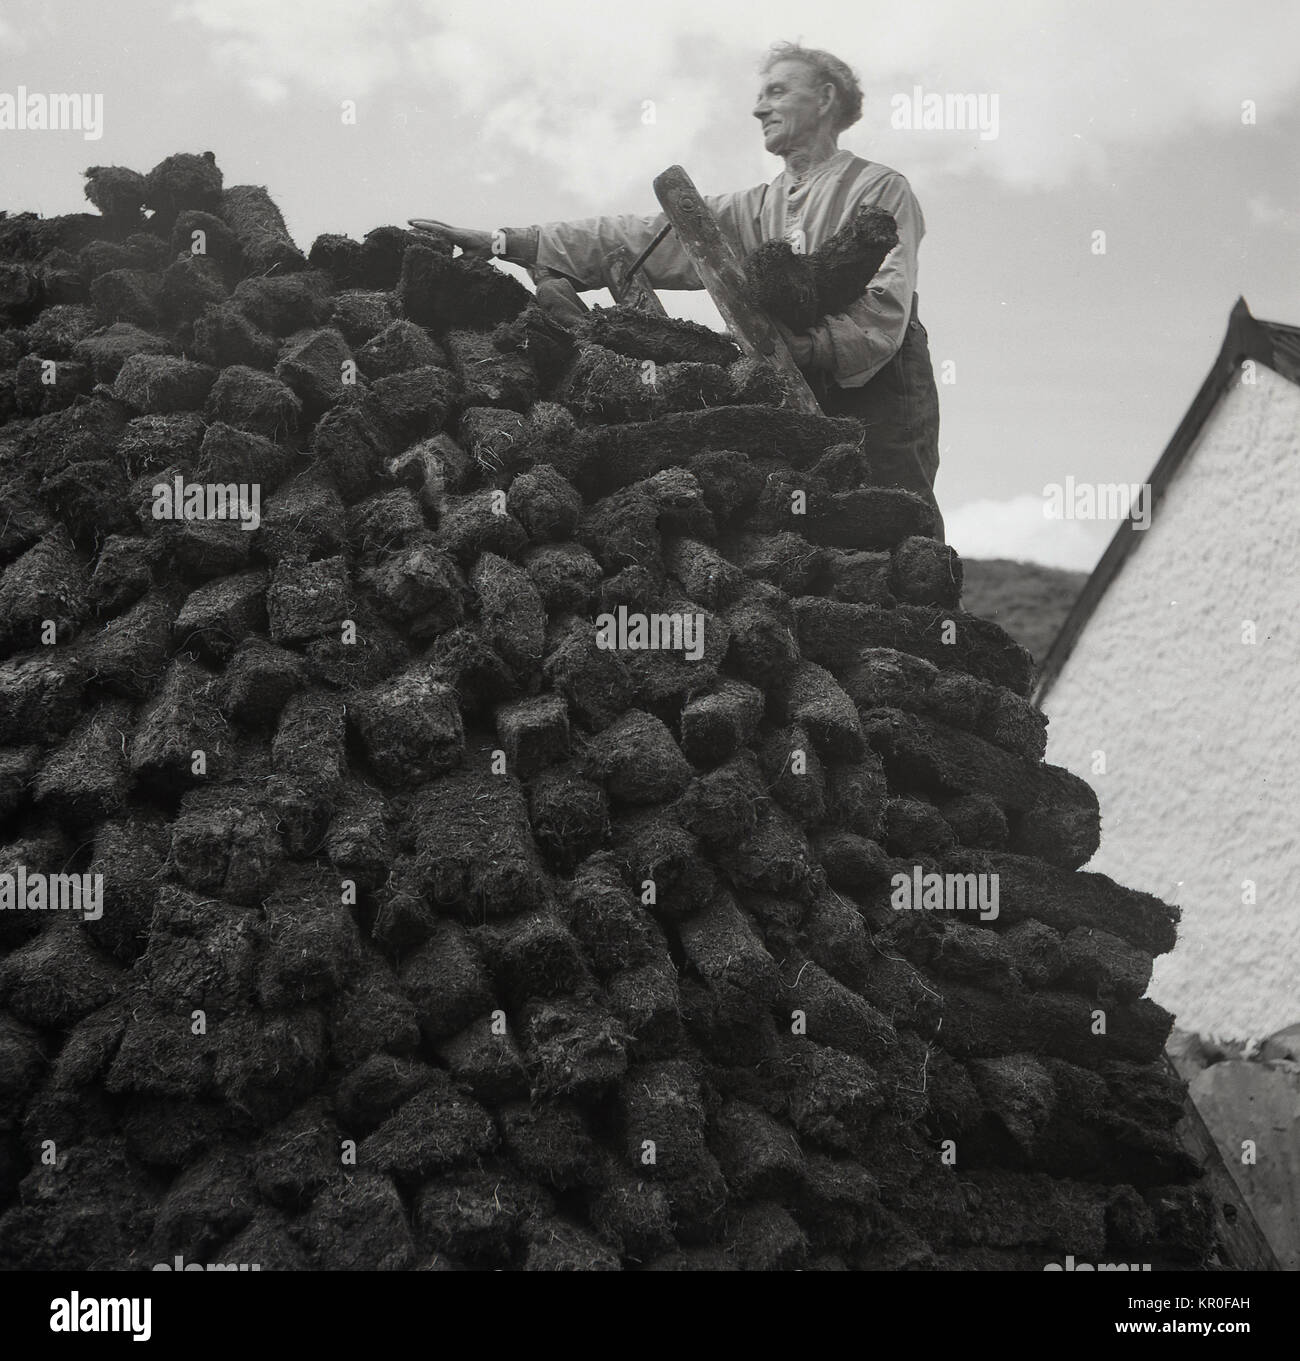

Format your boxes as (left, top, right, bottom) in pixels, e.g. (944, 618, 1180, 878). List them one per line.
(813, 294, 944, 541)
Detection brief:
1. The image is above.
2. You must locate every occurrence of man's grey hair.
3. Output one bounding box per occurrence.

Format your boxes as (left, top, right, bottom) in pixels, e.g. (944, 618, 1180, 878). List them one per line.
(761, 41, 864, 134)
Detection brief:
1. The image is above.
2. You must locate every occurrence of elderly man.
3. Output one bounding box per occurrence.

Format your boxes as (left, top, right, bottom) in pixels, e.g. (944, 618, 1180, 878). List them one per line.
(414, 42, 943, 537)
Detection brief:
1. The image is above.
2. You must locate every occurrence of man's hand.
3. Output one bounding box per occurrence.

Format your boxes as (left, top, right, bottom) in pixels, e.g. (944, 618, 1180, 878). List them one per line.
(772, 318, 815, 368)
(408, 219, 495, 260)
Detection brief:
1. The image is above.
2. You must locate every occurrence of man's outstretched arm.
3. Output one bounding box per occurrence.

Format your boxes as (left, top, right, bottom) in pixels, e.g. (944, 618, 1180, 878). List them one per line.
(412, 185, 766, 293)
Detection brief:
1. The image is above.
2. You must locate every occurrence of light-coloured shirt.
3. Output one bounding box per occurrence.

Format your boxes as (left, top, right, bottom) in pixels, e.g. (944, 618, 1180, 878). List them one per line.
(533, 148, 925, 388)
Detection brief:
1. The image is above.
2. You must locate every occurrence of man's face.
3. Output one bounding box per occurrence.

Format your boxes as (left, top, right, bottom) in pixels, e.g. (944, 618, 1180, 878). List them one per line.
(753, 59, 833, 153)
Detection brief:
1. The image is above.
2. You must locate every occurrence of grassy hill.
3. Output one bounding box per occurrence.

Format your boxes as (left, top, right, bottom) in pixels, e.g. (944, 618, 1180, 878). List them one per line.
(960, 558, 1089, 669)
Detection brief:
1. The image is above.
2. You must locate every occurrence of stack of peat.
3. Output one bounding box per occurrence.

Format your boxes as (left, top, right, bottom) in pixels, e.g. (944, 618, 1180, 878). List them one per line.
(0, 153, 1217, 1271)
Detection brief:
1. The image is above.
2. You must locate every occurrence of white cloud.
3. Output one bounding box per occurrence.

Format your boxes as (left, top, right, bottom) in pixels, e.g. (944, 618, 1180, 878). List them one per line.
(1248, 193, 1300, 232)
(945, 494, 1108, 571)
(171, 0, 1300, 196)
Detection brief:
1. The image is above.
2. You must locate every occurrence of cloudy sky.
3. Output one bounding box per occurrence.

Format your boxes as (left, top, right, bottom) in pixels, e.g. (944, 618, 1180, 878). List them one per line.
(3, 0, 1297, 569)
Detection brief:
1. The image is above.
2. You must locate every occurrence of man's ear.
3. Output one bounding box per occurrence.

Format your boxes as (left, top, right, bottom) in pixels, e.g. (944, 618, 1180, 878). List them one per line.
(819, 82, 837, 119)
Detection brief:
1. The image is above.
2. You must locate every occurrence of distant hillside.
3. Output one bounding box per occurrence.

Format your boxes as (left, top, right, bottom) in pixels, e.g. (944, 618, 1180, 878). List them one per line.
(959, 558, 1089, 668)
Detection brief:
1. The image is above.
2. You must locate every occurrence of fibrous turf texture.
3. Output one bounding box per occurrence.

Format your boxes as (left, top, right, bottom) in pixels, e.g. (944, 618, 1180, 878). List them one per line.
(0, 153, 1217, 1273)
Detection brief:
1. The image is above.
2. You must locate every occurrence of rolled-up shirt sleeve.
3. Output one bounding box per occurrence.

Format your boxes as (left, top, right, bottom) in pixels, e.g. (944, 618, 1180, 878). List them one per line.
(806, 171, 922, 388)
(534, 186, 763, 292)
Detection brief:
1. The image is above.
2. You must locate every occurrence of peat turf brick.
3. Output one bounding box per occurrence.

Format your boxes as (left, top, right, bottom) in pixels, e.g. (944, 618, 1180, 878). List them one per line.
(361, 225, 443, 289)
(87, 813, 171, 964)
(722, 530, 824, 597)
(580, 709, 693, 806)
(192, 301, 279, 370)
(116, 411, 206, 480)
(361, 539, 467, 640)
(13, 354, 93, 416)
(880, 797, 956, 857)
(556, 342, 669, 424)
(760, 722, 827, 823)
(781, 957, 897, 1061)
(76, 321, 182, 389)
(216, 636, 307, 729)
(274, 327, 355, 420)
(859, 705, 1095, 826)
(686, 451, 766, 528)
(498, 1099, 604, 1193)
(365, 365, 460, 447)
(0, 527, 89, 655)
(520, 538, 601, 615)
(306, 232, 363, 285)
(714, 798, 820, 899)
(88, 267, 162, 328)
(168, 783, 283, 906)
(271, 688, 347, 797)
(581, 305, 741, 368)
(443, 329, 538, 412)
(775, 659, 866, 762)
(354, 317, 445, 379)
(408, 761, 548, 920)
(413, 1169, 550, 1268)
(157, 255, 228, 328)
(142, 882, 261, 1019)
(252, 1096, 340, 1211)
(349, 666, 464, 787)
(607, 959, 682, 1052)
(31, 700, 131, 825)
(518, 995, 629, 1100)
(308, 395, 394, 503)
(0, 652, 86, 745)
(559, 852, 663, 980)
(677, 891, 779, 1022)
(40, 458, 132, 546)
(951, 848, 1179, 958)
(170, 210, 243, 277)
(143, 151, 223, 225)
(609, 807, 719, 921)
(147, 1149, 258, 1261)
(435, 1014, 530, 1105)
(719, 585, 801, 691)
(680, 676, 765, 768)
(214, 1006, 327, 1126)
(336, 1054, 438, 1134)
(812, 829, 891, 891)
(79, 588, 178, 700)
(434, 490, 529, 564)
(323, 777, 390, 891)
(526, 760, 610, 873)
(676, 750, 764, 847)
(399, 918, 496, 1044)
(803, 487, 939, 551)
(890, 536, 963, 607)
(266, 556, 353, 645)
(471, 911, 591, 1007)
(937, 792, 1010, 851)
(218, 184, 308, 275)
(113, 351, 216, 413)
(471, 551, 545, 682)
(1007, 761, 1102, 870)
(172, 569, 267, 663)
(255, 869, 361, 1008)
(794, 598, 1036, 697)
(0, 921, 121, 1030)
(398, 243, 531, 331)
(359, 1076, 498, 1181)
(494, 693, 570, 778)
(815, 547, 894, 606)
(297, 1169, 415, 1270)
(326, 944, 421, 1068)
(0, 745, 39, 822)
(1059, 926, 1154, 1004)
(204, 364, 302, 440)
(127, 657, 227, 792)
(347, 487, 426, 552)
(562, 406, 863, 499)
(729, 1201, 810, 1271)
(507, 463, 583, 544)
(195, 420, 296, 494)
(664, 536, 745, 610)
(927, 977, 1173, 1069)
(231, 272, 333, 338)
(587, 1162, 677, 1262)
(0, 473, 55, 563)
(254, 474, 347, 565)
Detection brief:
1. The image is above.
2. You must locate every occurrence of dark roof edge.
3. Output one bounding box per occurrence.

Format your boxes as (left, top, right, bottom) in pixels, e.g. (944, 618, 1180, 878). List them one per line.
(1032, 298, 1298, 709)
